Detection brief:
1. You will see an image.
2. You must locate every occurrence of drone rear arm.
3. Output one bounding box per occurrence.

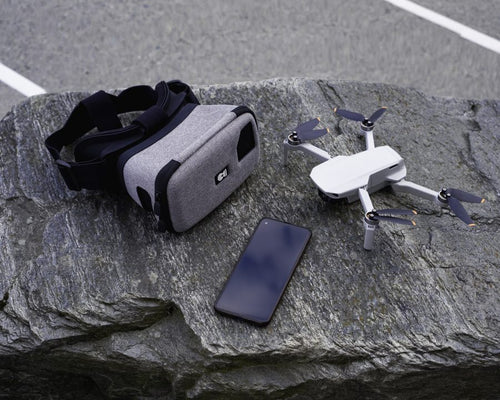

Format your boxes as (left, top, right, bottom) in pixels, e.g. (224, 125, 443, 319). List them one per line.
(364, 130, 375, 151)
(283, 140, 331, 166)
(391, 180, 439, 203)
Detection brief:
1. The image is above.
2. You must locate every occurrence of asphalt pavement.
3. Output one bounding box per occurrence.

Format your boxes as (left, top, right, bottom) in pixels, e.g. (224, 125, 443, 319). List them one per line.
(1, 0, 499, 118)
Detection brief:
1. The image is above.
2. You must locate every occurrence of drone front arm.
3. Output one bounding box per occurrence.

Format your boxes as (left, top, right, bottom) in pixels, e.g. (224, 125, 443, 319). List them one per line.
(358, 188, 377, 251)
(282, 140, 331, 166)
(358, 187, 374, 214)
(391, 180, 439, 203)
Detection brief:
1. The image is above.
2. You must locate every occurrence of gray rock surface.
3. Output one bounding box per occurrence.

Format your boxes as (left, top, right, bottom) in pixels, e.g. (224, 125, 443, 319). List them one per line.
(0, 78, 499, 399)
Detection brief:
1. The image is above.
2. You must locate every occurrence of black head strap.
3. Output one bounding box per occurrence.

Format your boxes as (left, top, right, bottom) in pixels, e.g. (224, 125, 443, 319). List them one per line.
(45, 80, 199, 191)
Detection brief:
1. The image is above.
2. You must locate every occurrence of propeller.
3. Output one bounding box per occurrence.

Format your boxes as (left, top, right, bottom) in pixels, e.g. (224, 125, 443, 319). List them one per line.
(290, 118, 329, 142)
(334, 107, 387, 127)
(439, 188, 485, 226)
(365, 208, 417, 226)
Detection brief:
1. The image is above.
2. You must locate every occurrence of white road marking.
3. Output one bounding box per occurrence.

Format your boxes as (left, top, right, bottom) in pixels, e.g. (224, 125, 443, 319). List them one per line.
(0, 62, 46, 97)
(384, 0, 500, 54)
(1, 1, 499, 98)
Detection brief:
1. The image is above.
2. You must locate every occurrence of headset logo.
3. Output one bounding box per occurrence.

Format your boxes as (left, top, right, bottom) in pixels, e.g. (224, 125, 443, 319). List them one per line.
(215, 166, 229, 185)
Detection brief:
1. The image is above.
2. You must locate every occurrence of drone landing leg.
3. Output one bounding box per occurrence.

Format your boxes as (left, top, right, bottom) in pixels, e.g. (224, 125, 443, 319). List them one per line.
(363, 221, 377, 251)
(283, 141, 290, 166)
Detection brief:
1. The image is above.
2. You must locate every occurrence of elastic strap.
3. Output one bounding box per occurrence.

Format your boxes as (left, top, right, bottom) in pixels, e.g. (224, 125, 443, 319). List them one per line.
(45, 81, 199, 191)
(81, 90, 122, 131)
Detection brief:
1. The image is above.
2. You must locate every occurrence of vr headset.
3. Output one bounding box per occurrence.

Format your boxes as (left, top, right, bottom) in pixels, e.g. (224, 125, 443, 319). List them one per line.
(45, 80, 259, 232)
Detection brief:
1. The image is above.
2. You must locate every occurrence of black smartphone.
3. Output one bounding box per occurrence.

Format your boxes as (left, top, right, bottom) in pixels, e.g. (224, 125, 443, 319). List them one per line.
(214, 218, 311, 326)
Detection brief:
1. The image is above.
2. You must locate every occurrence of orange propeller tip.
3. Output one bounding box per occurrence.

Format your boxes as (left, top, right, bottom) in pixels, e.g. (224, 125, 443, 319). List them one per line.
(412, 210, 418, 215)
(327, 128, 330, 133)
(481, 198, 486, 203)
(411, 220, 416, 226)
(468, 223, 477, 227)
(333, 107, 337, 112)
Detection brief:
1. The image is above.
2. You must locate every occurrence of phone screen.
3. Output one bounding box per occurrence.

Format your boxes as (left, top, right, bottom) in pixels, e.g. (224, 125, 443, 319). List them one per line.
(214, 218, 311, 325)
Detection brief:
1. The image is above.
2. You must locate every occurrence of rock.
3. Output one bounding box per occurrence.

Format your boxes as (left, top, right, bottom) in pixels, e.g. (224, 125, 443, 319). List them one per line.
(0, 78, 499, 399)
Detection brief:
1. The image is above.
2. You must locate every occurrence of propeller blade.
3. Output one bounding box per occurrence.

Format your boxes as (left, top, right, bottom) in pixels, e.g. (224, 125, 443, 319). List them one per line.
(295, 118, 320, 134)
(297, 128, 329, 141)
(368, 107, 387, 122)
(448, 196, 475, 226)
(334, 108, 365, 122)
(377, 208, 417, 216)
(447, 188, 485, 204)
(373, 215, 416, 226)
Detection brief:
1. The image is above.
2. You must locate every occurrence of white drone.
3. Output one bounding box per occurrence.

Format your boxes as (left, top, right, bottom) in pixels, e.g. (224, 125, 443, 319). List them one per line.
(283, 107, 485, 250)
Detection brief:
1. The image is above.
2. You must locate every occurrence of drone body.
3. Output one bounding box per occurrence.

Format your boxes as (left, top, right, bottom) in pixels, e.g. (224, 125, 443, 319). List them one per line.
(283, 108, 485, 250)
(310, 146, 406, 203)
